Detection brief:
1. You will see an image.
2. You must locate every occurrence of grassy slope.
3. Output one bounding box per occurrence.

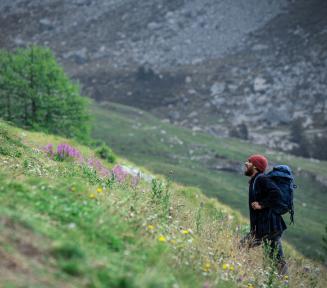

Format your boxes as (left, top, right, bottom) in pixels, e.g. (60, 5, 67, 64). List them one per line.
(91, 102, 327, 262)
(1, 120, 327, 287)
(0, 121, 234, 288)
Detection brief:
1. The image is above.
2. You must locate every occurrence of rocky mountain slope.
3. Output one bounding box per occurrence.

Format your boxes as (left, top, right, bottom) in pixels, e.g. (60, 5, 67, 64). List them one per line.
(0, 0, 286, 68)
(1, 0, 326, 151)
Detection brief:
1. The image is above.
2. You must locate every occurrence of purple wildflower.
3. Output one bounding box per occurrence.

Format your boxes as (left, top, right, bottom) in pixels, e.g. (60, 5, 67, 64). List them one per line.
(88, 158, 103, 170)
(100, 167, 111, 177)
(87, 157, 111, 177)
(43, 143, 54, 157)
(112, 165, 128, 183)
(42, 143, 118, 180)
(56, 143, 82, 160)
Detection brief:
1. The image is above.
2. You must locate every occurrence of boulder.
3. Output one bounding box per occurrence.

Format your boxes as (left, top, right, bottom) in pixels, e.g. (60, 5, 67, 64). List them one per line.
(254, 77, 269, 92)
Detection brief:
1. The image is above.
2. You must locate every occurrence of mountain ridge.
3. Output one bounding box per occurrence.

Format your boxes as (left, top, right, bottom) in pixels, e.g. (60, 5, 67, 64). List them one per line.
(1, 0, 326, 152)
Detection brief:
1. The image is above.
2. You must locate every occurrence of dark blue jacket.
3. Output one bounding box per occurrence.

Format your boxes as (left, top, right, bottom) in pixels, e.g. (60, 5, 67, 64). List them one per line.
(249, 173, 287, 239)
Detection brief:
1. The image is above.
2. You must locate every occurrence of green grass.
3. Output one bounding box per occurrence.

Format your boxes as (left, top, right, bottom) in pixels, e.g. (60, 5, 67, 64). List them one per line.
(1, 119, 326, 287)
(92, 102, 327, 262)
(0, 174, 177, 287)
(0, 121, 241, 287)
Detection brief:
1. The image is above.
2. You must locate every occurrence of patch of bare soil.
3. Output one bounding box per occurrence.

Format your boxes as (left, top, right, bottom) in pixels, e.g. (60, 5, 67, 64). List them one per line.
(0, 216, 81, 287)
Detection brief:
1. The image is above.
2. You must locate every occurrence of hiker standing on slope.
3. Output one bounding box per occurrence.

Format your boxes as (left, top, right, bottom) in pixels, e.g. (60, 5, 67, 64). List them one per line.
(243, 154, 288, 275)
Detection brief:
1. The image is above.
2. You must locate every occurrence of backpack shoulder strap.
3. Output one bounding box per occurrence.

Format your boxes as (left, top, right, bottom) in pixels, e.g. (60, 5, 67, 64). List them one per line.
(252, 173, 264, 193)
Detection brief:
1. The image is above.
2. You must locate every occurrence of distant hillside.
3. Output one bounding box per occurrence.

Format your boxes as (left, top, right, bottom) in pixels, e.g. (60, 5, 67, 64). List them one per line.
(91, 101, 327, 263)
(1, 0, 326, 153)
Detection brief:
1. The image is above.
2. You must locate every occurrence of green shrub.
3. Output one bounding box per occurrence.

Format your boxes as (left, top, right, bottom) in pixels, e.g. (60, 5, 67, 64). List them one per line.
(59, 261, 83, 276)
(95, 143, 116, 163)
(50, 242, 85, 260)
(151, 178, 171, 221)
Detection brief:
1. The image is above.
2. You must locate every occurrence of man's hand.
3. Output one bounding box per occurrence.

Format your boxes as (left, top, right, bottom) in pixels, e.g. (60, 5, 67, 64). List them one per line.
(251, 201, 263, 210)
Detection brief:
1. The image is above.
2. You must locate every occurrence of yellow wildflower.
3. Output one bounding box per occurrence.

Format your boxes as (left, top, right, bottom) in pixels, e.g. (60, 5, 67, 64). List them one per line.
(147, 225, 155, 230)
(97, 187, 103, 193)
(247, 284, 254, 288)
(222, 263, 229, 270)
(89, 193, 96, 199)
(284, 275, 288, 280)
(158, 235, 167, 242)
(229, 264, 235, 271)
(182, 229, 189, 235)
(202, 262, 211, 272)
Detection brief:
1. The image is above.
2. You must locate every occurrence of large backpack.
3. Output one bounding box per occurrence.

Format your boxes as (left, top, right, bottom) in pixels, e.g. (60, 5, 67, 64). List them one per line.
(266, 165, 296, 224)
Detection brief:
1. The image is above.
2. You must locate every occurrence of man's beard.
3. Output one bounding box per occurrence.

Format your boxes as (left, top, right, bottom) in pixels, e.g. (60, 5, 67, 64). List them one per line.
(244, 166, 255, 176)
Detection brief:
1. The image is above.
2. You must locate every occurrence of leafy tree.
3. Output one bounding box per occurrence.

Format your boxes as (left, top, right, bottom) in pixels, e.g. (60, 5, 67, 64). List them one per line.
(0, 46, 91, 141)
(95, 142, 116, 163)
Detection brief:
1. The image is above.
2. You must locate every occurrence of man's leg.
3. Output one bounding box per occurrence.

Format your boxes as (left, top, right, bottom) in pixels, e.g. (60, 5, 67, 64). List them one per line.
(269, 234, 284, 259)
(267, 233, 288, 275)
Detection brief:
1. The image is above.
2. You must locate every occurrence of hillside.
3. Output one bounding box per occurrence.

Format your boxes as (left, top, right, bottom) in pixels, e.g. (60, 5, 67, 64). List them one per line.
(1, 0, 326, 152)
(91, 101, 327, 263)
(1, 120, 327, 287)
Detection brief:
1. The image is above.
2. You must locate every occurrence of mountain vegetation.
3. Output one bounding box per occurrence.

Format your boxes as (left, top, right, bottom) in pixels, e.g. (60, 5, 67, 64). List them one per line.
(1, 120, 327, 287)
(0, 46, 90, 141)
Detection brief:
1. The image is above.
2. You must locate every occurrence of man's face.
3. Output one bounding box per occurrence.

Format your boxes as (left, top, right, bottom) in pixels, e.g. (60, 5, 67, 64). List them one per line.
(244, 160, 255, 176)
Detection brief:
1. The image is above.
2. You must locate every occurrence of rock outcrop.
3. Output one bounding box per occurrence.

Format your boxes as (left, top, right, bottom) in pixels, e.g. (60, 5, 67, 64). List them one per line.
(1, 0, 326, 152)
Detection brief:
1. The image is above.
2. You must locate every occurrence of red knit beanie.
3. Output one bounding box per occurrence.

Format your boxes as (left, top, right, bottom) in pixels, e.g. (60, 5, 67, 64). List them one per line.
(248, 154, 268, 172)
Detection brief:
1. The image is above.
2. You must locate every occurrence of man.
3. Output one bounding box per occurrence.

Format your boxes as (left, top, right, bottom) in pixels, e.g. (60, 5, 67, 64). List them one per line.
(243, 154, 288, 275)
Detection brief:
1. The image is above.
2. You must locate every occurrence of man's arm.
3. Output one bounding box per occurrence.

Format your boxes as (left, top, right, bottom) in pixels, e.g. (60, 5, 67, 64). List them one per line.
(256, 176, 282, 208)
